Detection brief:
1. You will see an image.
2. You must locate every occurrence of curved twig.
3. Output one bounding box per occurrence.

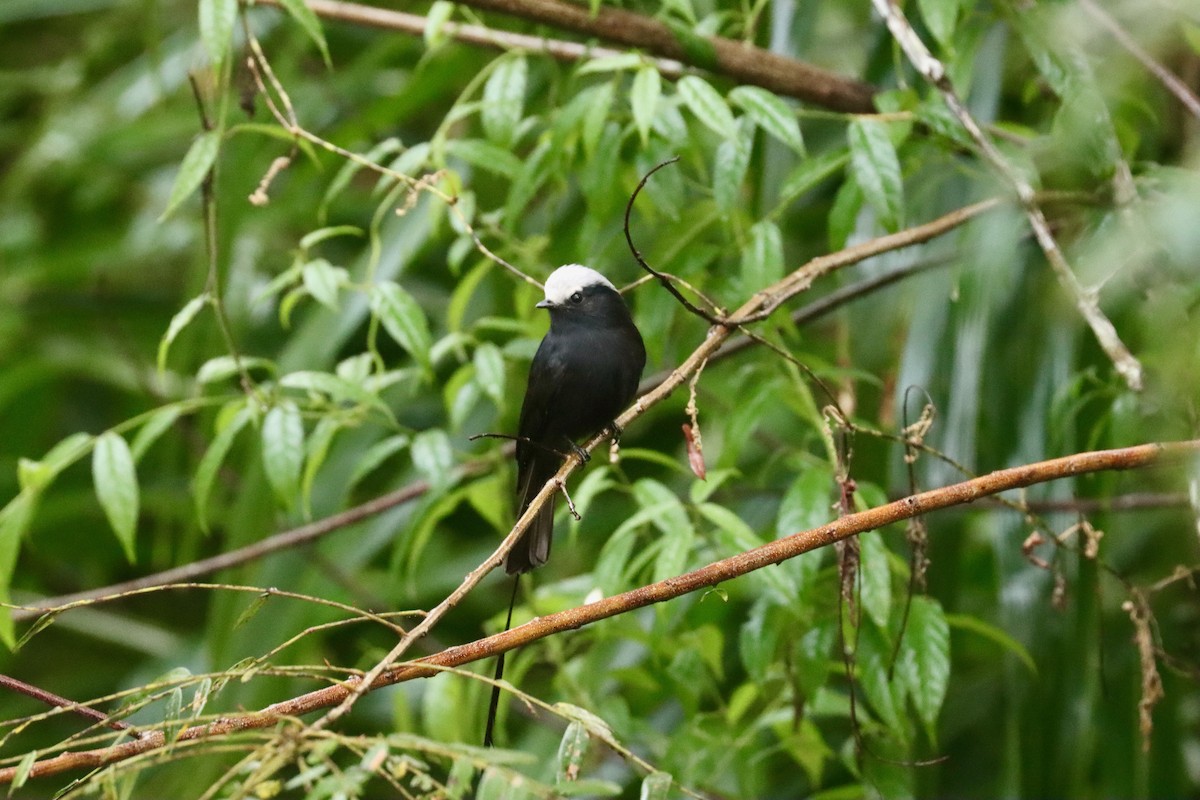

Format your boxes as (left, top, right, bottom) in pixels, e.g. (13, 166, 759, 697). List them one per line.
(623, 157, 727, 325)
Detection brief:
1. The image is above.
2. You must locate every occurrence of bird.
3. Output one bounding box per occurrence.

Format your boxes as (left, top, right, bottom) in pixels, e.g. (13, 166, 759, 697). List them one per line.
(484, 264, 645, 747)
(507, 263, 647, 574)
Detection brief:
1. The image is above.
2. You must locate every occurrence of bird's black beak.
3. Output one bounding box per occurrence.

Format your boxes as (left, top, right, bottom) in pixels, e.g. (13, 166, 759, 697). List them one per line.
(536, 299, 553, 309)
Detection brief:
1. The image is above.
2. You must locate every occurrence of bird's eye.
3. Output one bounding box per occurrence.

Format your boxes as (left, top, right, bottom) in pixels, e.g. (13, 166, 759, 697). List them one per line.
(569, 291, 583, 304)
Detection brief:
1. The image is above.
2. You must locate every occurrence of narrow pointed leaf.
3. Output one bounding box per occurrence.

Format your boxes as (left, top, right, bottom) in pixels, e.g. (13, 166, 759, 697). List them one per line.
(160, 131, 220, 221)
(848, 118, 904, 231)
(276, 0, 331, 66)
(193, 403, 253, 532)
(262, 401, 304, 510)
(157, 293, 209, 372)
(482, 55, 527, 147)
(92, 432, 139, 562)
(370, 282, 433, 372)
(630, 67, 661, 146)
(198, 0, 237, 64)
(730, 86, 804, 154)
(677, 75, 736, 139)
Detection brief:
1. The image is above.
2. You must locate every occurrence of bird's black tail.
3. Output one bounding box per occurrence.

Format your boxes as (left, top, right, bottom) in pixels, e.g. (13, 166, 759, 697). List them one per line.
(483, 573, 521, 747)
(506, 457, 557, 574)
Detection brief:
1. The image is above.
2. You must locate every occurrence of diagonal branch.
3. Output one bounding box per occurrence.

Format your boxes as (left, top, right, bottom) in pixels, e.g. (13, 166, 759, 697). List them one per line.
(4, 439, 1196, 783)
(869, 0, 1144, 391)
(270, 0, 876, 111)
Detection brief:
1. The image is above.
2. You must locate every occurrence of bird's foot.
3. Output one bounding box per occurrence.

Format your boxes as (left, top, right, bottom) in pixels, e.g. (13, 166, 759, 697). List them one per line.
(606, 422, 623, 444)
(565, 439, 590, 463)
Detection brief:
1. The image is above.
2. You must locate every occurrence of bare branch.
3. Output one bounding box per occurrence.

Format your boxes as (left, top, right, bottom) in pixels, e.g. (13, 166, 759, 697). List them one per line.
(4, 439, 1196, 783)
(1080, 0, 1200, 122)
(264, 0, 876, 111)
(258, 0, 686, 78)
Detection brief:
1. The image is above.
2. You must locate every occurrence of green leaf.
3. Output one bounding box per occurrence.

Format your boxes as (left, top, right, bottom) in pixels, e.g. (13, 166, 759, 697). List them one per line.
(193, 402, 253, 532)
(347, 434, 411, 492)
(945, 613, 1037, 675)
(9, 749, 37, 791)
(92, 432, 139, 562)
(554, 779, 621, 797)
(157, 293, 209, 373)
(630, 67, 661, 146)
(848, 118, 904, 231)
(301, 258, 345, 311)
(301, 416, 343, 518)
(577, 53, 644, 74)
(776, 149, 849, 207)
(713, 119, 753, 212)
(159, 130, 220, 221)
(677, 75, 736, 139)
(477, 767, 519, 800)
(827, 176, 863, 251)
(898, 596, 950, 738)
(280, 371, 394, 420)
(276, 0, 331, 66)
(473, 342, 506, 406)
(504, 139, 554, 232)
(739, 596, 781, 681)
(640, 772, 673, 800)
(857, 619, 906, 736)
(19, 433, 93, 493)
(299, 225, 364, 250)
(481, 54, 527, 148)
(195, 355, 275, 385)
(859, 531, 892, 630)
(730, 86, 804, 154)
(262, 401, 304, 510)
(741, 219, 784, 294)
(411, 429, 455, 489)
(424, 0, 454, 47)
(556, 721, 589, 784)
(445, 138, 525, 179)
(918, 0, 960, 48)
(370, 282, 434, 373)
(575, 83, 616, 159)
(198, 0, 237, 64)
(131, 406, 182, 462)
(0, 493, 38, 648)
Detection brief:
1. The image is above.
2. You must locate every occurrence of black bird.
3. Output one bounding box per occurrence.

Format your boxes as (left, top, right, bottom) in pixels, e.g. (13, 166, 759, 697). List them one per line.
(508, 264, 647, 574)
(485, 264, 645, 746)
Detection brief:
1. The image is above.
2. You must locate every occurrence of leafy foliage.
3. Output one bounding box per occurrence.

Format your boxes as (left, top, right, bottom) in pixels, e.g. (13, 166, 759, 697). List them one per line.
(0, 0, 1198, 798)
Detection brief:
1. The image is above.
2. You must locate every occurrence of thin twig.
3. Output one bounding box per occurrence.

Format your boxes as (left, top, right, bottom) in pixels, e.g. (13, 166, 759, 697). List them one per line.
(1079, 0, 1200, 121)
(869, 0, 1144, 391)
(624, 158, 726, 325)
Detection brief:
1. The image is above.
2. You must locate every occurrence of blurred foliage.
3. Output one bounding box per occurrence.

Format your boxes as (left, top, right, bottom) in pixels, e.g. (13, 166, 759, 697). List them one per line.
(1, 0, 1199, 797)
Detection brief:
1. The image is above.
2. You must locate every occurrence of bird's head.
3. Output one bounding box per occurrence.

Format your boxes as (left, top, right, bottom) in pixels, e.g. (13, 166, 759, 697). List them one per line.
(535, 264, 633, 327)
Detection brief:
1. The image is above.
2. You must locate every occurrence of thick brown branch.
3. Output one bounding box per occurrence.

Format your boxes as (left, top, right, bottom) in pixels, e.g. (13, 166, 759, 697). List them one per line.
(260, 0, 687, 77)
(5, 439, 1196, 783)
(0, 675, 138, 737)
(271, 0, 875, 111)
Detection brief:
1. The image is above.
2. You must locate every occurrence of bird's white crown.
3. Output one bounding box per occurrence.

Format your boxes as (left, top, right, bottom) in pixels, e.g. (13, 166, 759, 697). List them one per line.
(542, 264, 616, 305)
